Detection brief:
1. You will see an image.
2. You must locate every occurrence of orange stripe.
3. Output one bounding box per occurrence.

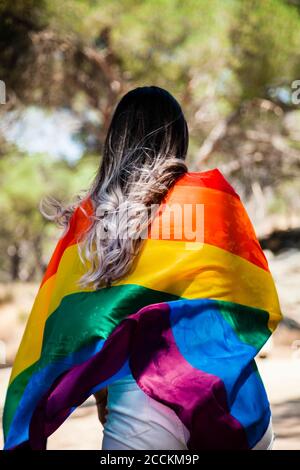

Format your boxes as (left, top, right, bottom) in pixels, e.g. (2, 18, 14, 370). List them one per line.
(149, 185, 268, 271)
(41, 170, 266, 286)
(41, 198, 94, 287)
(176, 169, 239, 199)
(40, 172, 233, 286)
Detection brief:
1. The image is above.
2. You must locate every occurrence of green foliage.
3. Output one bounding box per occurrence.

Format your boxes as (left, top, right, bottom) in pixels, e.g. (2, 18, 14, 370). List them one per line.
(0, 150, 97, 280)
(231, 0, 300, 101)
(1, 0, 300, 280)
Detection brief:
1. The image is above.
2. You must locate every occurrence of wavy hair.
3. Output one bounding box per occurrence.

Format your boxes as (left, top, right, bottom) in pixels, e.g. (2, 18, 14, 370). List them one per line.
(41, 86, 189, 289)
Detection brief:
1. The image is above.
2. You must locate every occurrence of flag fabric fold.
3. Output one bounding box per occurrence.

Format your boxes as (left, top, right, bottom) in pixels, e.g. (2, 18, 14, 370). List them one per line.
(2, 169, 282, 450)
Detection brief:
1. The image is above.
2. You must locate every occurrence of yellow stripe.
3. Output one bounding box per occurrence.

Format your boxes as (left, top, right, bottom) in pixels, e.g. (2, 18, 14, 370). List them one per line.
(9, 275, 56, 384)
(9, 251, 90, 384)
(118, 239, 281, 330)
(10, 239, 281, 383)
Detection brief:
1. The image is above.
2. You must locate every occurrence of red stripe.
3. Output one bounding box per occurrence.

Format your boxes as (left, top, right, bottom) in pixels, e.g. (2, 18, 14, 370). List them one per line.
(176, 169, 240, 199)
(40, 169, 251, 286)
(149, 183, 268, 271)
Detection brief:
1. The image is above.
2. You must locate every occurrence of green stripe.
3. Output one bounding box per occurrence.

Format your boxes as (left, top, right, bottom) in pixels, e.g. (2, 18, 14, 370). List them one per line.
(3, 292, 271, 439)
(2, 363, 36, 441)
(217, 300, 271, 350)
(41, 284, 180, 361)
(3, 284, 179, 436)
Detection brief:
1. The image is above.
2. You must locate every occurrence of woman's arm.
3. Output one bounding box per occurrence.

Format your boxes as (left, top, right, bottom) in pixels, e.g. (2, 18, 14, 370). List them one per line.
(94, 387, 108, 426)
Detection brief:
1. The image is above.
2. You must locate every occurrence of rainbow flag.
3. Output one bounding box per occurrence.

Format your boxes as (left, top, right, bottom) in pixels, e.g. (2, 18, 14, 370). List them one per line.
(3, 169, 282, 450)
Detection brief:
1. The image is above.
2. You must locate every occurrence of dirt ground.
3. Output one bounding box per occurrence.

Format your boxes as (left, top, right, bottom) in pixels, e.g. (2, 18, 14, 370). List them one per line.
(1, 347, 299, 450)
(0, 249, 300, 450)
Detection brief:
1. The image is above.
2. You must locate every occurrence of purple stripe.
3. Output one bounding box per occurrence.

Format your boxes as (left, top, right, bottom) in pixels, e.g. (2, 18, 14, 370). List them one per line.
(28, 301, 248, 450)
(130, 303, 249, 450)
(29, 318, 135, 449)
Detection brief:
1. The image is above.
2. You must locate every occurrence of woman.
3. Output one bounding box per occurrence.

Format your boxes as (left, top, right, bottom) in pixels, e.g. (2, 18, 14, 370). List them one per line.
(90, 86, 191, 450)
(3, 86, 281, 450)
(91, 86, 275, 450)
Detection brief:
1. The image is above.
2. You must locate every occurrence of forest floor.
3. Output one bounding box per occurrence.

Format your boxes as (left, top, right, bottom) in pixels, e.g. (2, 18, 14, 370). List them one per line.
(1, 249, 300, 450)
(1, 347, 299, 450)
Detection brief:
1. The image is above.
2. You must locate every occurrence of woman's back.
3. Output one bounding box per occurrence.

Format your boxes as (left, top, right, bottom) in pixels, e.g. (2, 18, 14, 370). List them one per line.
(3, 86, 281, 451)
(102, 373, 189, 450)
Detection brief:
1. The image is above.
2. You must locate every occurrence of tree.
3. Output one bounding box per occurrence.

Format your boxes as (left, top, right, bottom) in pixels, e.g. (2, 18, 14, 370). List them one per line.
(1, 0, 300, 281)
(0, 150, 97, 280)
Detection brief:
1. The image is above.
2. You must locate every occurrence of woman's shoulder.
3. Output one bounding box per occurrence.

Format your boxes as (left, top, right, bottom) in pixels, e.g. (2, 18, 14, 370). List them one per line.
(176, 168, 240, 199)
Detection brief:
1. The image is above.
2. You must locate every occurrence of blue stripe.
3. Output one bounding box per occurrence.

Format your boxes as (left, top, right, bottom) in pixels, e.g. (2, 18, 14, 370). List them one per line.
(169, 298, 271, 448)
(5, 340, 130, 449)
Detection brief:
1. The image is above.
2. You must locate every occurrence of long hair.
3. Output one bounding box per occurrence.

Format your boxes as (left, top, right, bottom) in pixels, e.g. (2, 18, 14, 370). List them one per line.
(41, 86, 189, 289)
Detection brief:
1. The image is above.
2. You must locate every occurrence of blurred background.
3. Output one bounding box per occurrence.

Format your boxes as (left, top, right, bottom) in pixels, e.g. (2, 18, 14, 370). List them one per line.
(0, 0, 300, 449)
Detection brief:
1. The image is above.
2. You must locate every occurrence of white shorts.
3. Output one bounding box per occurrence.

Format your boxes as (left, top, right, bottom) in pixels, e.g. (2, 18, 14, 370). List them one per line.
(101, 373, 274, 450)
